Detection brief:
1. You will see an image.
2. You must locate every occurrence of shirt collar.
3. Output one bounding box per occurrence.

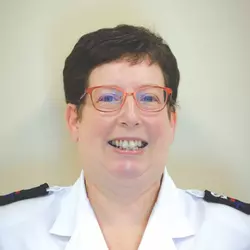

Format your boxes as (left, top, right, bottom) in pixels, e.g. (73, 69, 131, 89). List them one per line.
(153, 168, 196, 239)
(49, 170, 87, 237)
(49, 167, 196, 239)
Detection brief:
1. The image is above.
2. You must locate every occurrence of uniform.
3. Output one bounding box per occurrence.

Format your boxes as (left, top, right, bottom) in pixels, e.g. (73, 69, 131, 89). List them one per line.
(0, 168, 250, 250)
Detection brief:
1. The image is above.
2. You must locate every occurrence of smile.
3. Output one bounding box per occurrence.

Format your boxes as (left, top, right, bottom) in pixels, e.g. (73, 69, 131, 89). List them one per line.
(108, 139, 148, 151)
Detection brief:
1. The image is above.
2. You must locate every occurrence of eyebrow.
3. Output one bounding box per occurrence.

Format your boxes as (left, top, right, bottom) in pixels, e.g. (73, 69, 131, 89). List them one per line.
(103, 84, 162, 89)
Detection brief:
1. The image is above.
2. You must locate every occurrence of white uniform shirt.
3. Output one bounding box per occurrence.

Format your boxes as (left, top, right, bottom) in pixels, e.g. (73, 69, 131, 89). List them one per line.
(0, 168, 250, 250)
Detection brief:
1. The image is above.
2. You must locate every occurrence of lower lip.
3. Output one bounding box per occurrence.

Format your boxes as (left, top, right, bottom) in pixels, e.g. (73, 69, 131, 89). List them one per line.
(109, 145, 145, 155)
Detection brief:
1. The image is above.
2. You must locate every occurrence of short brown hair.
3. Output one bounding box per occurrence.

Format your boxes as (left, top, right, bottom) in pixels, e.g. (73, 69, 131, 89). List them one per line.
(63, 24, 180, 112)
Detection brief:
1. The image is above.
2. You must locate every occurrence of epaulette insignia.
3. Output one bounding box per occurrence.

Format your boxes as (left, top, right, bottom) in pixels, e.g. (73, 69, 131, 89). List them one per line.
(0, 183, 49, 206)
(204, 190, 250, 215)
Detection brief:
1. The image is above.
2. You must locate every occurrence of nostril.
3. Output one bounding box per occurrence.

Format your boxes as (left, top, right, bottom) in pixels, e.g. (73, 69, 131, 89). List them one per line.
(121, 122, 128, 127)
(120, 122, 140, 127)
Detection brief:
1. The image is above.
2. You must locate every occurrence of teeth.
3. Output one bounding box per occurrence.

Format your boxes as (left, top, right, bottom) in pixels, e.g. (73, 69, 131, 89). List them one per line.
(129, 141, 135, 149)
(122, 140, 129, 148)
(111, 139, 145, 150)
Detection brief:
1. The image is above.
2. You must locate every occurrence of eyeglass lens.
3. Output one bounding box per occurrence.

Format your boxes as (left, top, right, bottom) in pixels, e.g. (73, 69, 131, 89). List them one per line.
(91, 86, 168, 111)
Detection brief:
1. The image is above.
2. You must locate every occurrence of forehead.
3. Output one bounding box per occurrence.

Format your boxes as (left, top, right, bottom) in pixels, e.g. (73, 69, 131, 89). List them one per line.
(88, 60, 165, 90)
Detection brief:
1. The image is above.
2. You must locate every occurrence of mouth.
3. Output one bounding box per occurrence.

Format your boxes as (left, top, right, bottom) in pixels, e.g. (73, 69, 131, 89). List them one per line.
(108, 138, 148, 152)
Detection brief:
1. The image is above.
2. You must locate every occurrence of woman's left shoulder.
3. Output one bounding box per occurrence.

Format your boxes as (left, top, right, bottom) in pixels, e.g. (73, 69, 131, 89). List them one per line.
(178, 188, 250, 249)
(180, 188, 250, 234)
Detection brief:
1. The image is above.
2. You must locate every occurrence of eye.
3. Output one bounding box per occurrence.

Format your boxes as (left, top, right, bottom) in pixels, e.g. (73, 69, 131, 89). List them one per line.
(139, 94, 159, 102)
(98, 93, 120, 102)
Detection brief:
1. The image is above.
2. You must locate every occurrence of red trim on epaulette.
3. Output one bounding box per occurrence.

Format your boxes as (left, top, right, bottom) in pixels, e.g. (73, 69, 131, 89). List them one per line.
(204, 190, 250, 215)
(0, 183, 49, 206)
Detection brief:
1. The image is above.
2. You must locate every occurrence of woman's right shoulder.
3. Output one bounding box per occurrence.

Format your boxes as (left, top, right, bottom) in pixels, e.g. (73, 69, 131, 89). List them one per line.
(0, 184, 71, 230)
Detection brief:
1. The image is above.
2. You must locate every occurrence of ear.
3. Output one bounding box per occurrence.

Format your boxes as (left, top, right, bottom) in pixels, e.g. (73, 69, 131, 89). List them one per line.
(170, 111, 177, 141)
(171, 112, 177, 127)
(65, 104, 80, 142)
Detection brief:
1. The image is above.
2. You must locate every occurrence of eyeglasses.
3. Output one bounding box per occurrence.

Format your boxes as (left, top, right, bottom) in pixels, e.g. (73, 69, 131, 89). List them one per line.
(79, 85, 173, 112)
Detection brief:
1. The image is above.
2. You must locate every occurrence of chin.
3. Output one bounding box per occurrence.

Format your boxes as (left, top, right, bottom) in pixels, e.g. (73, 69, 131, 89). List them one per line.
(107, 161, 148, 179)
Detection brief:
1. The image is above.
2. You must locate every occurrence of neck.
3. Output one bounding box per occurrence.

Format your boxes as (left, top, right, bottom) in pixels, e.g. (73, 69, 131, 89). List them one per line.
(85, 176, 162, 227)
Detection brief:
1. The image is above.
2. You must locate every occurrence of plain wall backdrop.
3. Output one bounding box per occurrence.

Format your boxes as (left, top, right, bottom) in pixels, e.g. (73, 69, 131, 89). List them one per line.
(0, 0, 249, 201)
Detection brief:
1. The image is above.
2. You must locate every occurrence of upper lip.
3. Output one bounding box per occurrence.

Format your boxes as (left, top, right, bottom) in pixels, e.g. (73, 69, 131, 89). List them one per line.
(109, 137, 148, 142)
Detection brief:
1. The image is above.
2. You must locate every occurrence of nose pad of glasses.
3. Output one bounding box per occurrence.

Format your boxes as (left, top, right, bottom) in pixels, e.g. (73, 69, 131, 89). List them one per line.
(122, 93, 139, 110)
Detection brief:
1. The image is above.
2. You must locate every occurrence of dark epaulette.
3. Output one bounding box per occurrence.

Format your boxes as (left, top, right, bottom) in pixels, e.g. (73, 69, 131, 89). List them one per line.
(0, 183, 49, 206)
(204, 190, 250, 215)
(186, 189, 250, 215)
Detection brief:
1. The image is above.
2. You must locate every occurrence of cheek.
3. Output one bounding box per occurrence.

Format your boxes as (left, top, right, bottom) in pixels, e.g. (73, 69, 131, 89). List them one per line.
(148, 116, 173, 145)
(79, 112, 114, 142)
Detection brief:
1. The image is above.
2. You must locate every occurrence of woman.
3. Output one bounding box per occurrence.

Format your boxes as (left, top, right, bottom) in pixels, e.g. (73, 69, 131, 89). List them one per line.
(0, 24, 249, 250)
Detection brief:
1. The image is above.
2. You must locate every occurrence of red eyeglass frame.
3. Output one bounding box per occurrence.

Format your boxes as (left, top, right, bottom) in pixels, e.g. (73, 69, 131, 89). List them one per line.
(79, 85, 173, 112)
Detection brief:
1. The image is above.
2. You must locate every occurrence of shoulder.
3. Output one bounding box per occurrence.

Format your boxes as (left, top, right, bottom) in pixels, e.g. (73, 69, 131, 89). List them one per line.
(0, 184, 71, 230)
(179, 188, 250, 237)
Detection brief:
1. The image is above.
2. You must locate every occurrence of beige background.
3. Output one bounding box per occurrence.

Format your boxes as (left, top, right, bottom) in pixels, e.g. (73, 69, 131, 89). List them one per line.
(0, 0, 249, 201)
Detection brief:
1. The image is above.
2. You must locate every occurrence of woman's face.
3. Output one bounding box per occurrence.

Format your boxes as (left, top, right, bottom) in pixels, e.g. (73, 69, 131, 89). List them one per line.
(66, 60, 176, 186)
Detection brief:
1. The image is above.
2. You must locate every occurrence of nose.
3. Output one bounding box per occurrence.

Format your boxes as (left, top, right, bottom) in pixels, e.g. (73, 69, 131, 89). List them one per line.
(118, 94, 141, 128)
